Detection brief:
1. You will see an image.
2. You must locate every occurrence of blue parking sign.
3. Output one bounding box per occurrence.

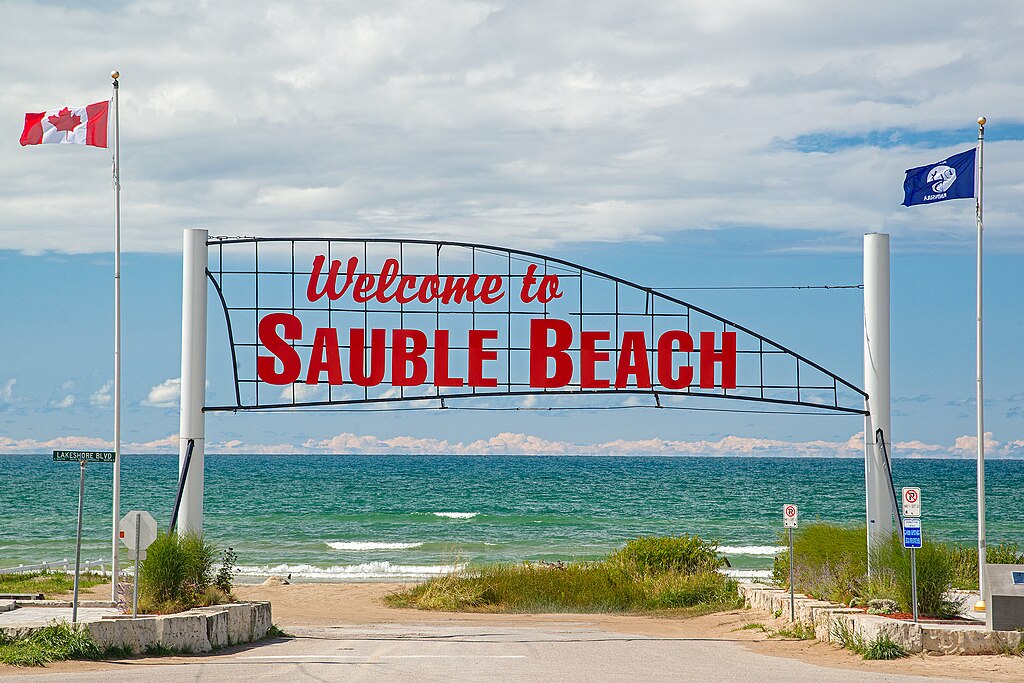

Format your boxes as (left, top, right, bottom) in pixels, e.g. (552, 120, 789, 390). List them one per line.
(903, 518, 922, 549)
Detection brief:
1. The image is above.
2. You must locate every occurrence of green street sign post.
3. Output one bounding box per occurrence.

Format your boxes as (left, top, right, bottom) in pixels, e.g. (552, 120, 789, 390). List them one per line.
(52, 451, 115, 622)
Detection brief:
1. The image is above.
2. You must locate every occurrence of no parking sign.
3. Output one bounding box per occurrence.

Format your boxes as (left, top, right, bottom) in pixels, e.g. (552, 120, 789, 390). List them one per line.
(783, 504, 798, 528)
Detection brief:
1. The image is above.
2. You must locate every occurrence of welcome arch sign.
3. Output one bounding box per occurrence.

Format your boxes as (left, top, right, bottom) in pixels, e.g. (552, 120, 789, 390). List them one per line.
(202, 236, 866, 414)
(176, 229, 880, 534)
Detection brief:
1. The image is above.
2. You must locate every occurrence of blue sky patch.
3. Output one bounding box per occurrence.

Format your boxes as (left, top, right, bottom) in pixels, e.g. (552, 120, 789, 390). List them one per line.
(780, 123, 1024, 153)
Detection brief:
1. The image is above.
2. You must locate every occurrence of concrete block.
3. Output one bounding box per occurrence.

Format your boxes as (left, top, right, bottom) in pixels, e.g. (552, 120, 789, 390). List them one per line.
(86, 617, 158, 654)
(921, 626, 1022, 655)
(226, 603, 253, 645)
(190, 607, 229, 649)
(156, 613, 211, 653)
(251, 601, 272, 641)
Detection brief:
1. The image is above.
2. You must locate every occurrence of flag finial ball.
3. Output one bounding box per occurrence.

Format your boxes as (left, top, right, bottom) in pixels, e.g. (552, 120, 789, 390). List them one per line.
(111, 70, 120, 80)
(978, 116, 986, 126)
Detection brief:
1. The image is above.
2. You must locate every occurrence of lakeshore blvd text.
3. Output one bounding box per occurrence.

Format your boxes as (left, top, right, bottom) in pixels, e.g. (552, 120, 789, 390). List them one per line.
(256, 255, 737, 390)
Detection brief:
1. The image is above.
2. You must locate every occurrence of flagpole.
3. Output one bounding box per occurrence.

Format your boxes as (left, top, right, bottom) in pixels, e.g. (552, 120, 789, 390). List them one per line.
(110, 69, 122, 602)
(974, 115, 987, 612)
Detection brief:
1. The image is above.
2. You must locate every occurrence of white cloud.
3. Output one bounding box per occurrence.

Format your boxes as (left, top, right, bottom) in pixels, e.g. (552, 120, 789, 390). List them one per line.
(1, 1, 1022, 254)
(278, 383, 324, 402)
(142, 378, 181, 408)
(50, 394, 75, 409)
(1, 379, 15, 404)
(297, 430, 865, 457)
(90, 380, 113, 407)
(2, 429, 1023, 458)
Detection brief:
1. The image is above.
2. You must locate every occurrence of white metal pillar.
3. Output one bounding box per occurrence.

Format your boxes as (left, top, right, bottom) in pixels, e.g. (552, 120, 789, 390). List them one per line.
(178, 228, 208, 533)
(864, 233, 895, 557)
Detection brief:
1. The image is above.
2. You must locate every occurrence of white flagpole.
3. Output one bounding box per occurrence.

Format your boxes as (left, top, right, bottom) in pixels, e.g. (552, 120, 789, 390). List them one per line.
(974, 115, 987, 612)
(110, 69, 122, 602)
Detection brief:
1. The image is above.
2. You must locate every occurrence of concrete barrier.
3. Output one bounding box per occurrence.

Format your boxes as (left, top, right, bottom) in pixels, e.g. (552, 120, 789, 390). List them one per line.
(86, 617, 159, 654)
(739, 583, 1023, 655)
(2, 602, 271, 655)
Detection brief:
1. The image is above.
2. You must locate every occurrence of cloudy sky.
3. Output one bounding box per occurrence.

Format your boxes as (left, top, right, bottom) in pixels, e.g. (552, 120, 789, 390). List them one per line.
(2, 0, 1023, 456)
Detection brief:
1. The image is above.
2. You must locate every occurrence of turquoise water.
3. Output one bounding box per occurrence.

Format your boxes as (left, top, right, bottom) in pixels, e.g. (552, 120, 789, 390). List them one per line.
(1, 455, 1020, 580)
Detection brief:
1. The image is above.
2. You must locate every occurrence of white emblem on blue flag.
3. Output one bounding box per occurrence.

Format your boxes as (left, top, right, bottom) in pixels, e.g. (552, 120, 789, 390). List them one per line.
(926, 165, 956, 193)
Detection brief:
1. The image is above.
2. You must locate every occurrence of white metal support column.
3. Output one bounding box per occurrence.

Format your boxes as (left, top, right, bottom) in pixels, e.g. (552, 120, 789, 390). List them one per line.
(864, 233, 895, 559)
(179, 228, 208, 533)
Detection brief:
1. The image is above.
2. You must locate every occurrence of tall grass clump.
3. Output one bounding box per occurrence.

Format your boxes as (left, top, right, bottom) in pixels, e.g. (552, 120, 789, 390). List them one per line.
(387, 535, 740, 614)
(949, 542, 1024, 590)
(0, 624, 101, 666)
(609, 535, 726, 575)
(867, 534, 959, 619)
(772, 523, 867, 605)
(138, 531, 224, 613)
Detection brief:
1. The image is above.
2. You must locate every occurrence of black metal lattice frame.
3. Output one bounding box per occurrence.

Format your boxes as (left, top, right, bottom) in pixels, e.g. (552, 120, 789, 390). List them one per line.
(203, 236, 868, 415)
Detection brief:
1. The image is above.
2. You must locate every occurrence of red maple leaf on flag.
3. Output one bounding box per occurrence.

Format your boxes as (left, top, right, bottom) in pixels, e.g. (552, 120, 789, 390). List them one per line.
(48, 108, 82, 135)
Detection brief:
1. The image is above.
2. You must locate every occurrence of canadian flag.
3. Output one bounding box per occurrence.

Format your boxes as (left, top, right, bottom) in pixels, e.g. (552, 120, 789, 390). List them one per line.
(20, 101, 110, 148)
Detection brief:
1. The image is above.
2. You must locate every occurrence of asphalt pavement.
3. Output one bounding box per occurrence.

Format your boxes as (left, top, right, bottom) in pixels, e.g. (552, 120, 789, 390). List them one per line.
(0, 622, 973, 682)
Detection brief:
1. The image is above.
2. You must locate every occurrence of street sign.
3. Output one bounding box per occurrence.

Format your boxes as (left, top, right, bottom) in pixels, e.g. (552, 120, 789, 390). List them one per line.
(903, 517, 922, 549)
(53, 450, 115, 463)
(783, 504, 798, 528)
(119, 511, 158, 551)
(902, 487, 921, 518)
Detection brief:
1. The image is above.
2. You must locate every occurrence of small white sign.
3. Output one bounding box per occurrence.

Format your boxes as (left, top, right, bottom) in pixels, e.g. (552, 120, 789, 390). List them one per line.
(783, 504, 798, 528)
(902, 487, 921, 518)
(120, 510, 158, 551)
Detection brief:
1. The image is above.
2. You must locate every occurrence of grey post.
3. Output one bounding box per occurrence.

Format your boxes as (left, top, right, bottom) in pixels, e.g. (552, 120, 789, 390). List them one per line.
(133, 513, 141, 618)
(911, 548, 919, 623)
(789, 527, 795, 621)
(72, 459, 86, 624)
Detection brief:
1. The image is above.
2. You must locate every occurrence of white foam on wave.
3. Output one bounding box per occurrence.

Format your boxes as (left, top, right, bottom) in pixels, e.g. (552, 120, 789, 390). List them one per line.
(719, 545, 787, 556)
(326, 541, 423, 551)
(236, 562, 462, 581)
(432, 512, 478, 519)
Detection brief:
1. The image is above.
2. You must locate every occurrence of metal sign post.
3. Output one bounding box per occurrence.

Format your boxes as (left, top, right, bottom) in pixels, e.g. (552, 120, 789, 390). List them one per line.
(72, 460, 85, 624)
(903, 517, 923, 622)
(783, 504, 798, 621)
(53, 451, 115, 623)
(133, 514, 140, 618)
(119, 510, 158, 618)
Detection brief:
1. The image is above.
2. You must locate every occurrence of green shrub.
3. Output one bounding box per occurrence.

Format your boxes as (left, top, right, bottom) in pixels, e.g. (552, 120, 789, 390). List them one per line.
(215, 547, 238, 593)
(773, 524, 867, 605)
(139, 531, 219, 613)
(0, 624, 100, 666)
(609, 535, 725, 576)
(868, 534, 959, 619)
(949, 543, 1024, 590)
(863, 633, 910, 660)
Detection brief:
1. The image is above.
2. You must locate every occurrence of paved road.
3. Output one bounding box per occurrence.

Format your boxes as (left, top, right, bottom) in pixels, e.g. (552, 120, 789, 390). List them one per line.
(0, 622, 970, 682)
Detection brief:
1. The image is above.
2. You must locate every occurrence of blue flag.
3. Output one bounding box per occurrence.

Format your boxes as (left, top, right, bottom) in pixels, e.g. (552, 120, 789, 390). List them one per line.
(902, 148, 976, 206)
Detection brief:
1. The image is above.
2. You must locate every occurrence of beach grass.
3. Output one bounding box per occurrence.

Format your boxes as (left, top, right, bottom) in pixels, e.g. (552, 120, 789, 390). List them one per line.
(386, 536, 742, 614)
(773, 522, 973, 618)
(772, 523, 867, 605)
(949, 542, 1024, 591)
(0, 623, 112, 667)
(0, 571, 106, 597)
(137, 531, 228, 614)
